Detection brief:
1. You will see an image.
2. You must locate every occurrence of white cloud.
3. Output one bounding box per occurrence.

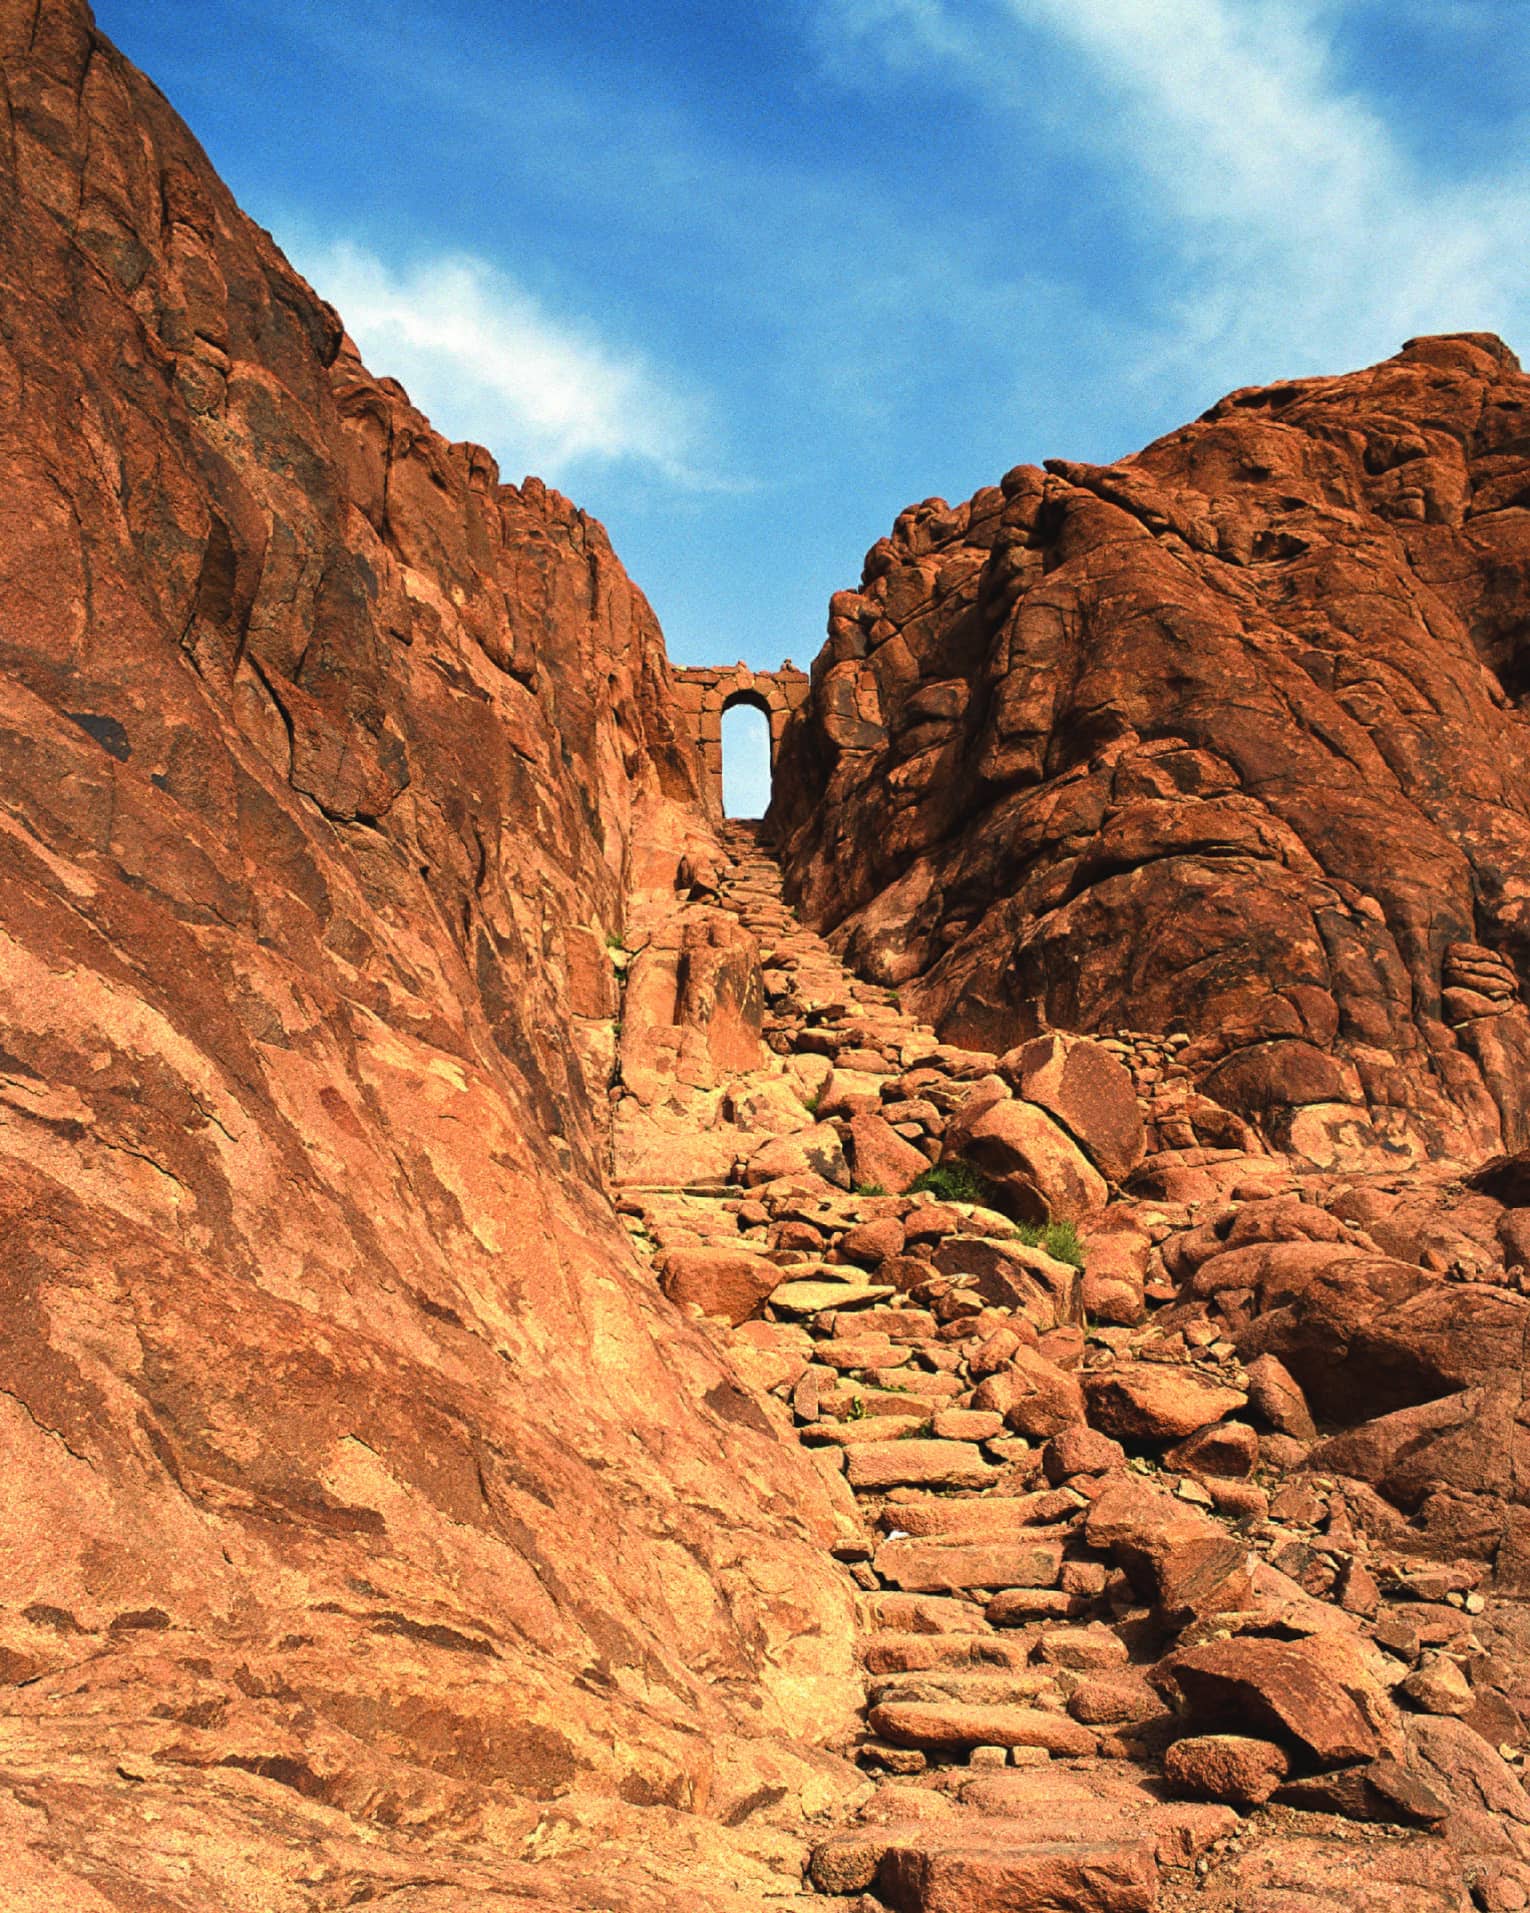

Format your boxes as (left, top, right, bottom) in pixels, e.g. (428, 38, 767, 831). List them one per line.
(815, 0, 1530, 407)
(292, 240, 717, 487)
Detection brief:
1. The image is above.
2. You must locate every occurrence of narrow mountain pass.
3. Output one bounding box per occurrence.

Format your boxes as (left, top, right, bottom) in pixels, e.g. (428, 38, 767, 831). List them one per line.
(615, 823, 1530, 1913)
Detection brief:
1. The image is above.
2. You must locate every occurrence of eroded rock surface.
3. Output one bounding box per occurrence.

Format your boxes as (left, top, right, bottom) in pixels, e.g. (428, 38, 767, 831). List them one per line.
(9, 5, 1530, 1905)
(771, 335, 1530, 1172)
(0, 6, 858, 1904)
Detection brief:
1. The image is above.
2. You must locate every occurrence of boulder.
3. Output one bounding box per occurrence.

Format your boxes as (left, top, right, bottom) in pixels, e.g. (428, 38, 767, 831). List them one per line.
(1274, 1759, 1449, 1826)
(1399, 1656, 1474, 1718)
(1157, 1636, 1389, 1766)
(1164, 1734, 1289, 1806)
(971, 1346, 1087, 1438)
(1083, 1362, 1248, 1442)
(1077, 1218, 1151, 1327)
(839, 1216, 907, 1265)
(847, 1112, 932, 1193)
(1163, 1420, 1260, 1479)
(1042, 1426, 1126, 1482)
(932, 1235, 1083, 1329)
(657, 1247, 779, 1324)
(1243, 1353, 1318, 1441)
(1000, 1033, 1146, 1181)
(943, 1095, 1109, 1223)
(1068, 1672, 1170, 1728)
(1085, 1479, 1255, 1621)
(743, 1122, 851, 1188)
(817, 1067, 889, 1120)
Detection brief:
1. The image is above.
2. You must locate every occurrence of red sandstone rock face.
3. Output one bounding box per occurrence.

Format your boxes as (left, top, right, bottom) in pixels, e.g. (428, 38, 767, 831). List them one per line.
(0, 4, 859, 1902)
(772, 334, 1530, 1169)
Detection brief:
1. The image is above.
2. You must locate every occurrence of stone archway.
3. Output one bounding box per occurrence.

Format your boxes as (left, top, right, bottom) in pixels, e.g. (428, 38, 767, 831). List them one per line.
(673, 661, 810, 816)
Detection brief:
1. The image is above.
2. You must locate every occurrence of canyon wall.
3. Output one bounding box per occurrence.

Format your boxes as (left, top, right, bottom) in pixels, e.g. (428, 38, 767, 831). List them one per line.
(772, 335, 1530, 1171)
(0, 4, 857, 1904)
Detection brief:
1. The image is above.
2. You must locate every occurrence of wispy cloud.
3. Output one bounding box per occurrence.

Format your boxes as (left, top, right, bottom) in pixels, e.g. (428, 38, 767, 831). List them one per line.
(290, 239, 720, 488)
(816, 0, 1530, 407)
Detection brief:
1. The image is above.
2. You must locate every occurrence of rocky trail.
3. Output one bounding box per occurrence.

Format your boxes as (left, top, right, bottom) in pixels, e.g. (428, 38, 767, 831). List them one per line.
(615, 823, 1530, 1913)
(7, 8, 1530, 1901)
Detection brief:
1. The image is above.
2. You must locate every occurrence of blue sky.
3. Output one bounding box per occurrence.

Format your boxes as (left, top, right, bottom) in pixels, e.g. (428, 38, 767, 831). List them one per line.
(97, 0, 1530, 814)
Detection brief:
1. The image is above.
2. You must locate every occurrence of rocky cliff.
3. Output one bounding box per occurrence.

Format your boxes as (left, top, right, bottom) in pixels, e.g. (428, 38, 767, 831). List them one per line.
(0, 4, 859, 1904)
(14, 2, 1530, 1906)
(771, 335, 1530, 1173)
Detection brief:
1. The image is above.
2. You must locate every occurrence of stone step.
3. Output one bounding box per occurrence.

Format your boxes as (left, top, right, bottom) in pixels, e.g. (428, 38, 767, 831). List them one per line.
(876, 1493, 1081, 1538)
(844, 1439, 1000, 1493)
(812, 1822, 1160, 1913)
(872, 1535, 1064, 1595)
(957, 1770, 1238, 1867)
(865, 1698, 1097, 1757)
(864, 1592, 995, 1635)
(859, 1631, 1034, 1675)
(865, 1668, 1063, 1709)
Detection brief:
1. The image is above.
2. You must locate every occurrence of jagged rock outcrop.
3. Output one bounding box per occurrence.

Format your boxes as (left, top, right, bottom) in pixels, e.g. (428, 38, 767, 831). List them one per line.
(0, 5, 859, 1904)
(771, 335, 1530, 1171)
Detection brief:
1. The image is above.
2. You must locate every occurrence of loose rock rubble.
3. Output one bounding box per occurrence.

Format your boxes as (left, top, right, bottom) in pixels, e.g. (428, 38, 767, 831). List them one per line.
(622, 824, 1530, 1913)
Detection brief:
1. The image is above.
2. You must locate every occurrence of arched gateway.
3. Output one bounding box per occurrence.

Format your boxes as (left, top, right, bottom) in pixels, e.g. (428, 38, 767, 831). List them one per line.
(673, 661, 810, 816)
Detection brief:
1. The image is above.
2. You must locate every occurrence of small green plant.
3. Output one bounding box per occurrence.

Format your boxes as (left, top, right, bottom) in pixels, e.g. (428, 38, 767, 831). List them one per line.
(1014, 1219, 1085, 1269)
(854, 1181, 888, 1197)
(845, 1395, 866, 1422)
(907, 1158, 1005, 1209)
(604, 930, 625, 952)
(802, 1086, 823, 1116)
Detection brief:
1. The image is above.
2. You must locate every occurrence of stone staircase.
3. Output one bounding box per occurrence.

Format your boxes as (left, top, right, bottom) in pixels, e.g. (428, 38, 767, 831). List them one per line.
(615, 823, 1523, 1913)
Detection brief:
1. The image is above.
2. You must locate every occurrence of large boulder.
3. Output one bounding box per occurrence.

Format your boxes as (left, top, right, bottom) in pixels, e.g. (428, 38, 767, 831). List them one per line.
(1156, 1636, 1394, 1767)
(658, 1247, 780, 1324)
(931, 1234, 1083, 1329)
(847, 1111, 931, 1193)
(1083, 1362, 1248, 1443)
(1000, 1034, 1146, 1181)
(1085, 1478, 1255, 1621)
(942, 1093, 1108, 1222)
(743, 1121, 851, 1188)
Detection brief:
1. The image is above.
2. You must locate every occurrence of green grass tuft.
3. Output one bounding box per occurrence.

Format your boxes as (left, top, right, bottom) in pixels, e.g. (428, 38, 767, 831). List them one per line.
(907, 1160, 1086, 1267)
(1014, 1218, 1084, 1268)
(907, 1158, 1005, 1209)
